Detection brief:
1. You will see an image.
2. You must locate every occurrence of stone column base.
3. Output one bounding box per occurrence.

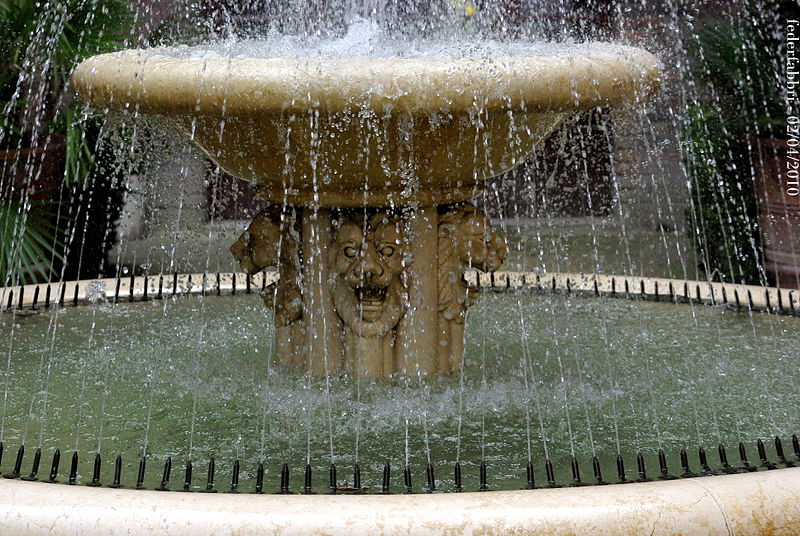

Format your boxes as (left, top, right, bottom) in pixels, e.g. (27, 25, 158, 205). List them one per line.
(230, 203, 506, 379)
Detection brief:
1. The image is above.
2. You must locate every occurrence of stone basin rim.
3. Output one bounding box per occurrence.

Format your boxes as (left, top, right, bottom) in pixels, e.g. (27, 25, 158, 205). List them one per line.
(0, 468, 798, 535)
(72, 46, 662, 116)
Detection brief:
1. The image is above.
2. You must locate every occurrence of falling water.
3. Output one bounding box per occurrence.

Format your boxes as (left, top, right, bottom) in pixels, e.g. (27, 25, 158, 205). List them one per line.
(0, 0, 797, 493)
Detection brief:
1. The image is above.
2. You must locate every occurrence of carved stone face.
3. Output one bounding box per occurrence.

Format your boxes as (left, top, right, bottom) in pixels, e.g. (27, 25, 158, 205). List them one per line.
(330, 213, 405, 337)
(230, 211, 282, 274)
(456, 210, 507, 272)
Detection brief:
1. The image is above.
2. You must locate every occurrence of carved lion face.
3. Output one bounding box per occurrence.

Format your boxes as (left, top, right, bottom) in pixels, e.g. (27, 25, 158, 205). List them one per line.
(230, 210, 282, 274)
(330, 213, 405, 336)
(455, 210, 507, 272)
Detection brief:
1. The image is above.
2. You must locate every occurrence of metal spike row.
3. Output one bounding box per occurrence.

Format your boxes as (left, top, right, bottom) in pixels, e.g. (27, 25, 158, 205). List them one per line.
(545, 459, 560, 488)
(775, 437, 795, 468)
(109, 455, 122, 488)
(199, 458, 216, 493)
(592, 456, 606, 485)
(570, 457, 587, 487)
(698, 447, 716, 476)
(21, 448, 41, 482)
(3, 445, 24, 479)
(303, 464, 313, 494)
(479, 461, 488, 492)
(657, 449, 676, 480)
(255, 462, 264, 494)
(717, 444, 739, 475)
(738, 443, 757, 472)
(757, 439, 778, 470)
(183, 460, 193, 492)
(46, 449, 61, 484)
(635, 452, 651, 482)
(425, 463, 435, 493)
(329, 464, 337, 494)
(403, 465, 412, 494)
(155, 456, 171, 491)
(382, 462, 391, 494)
(680, 448, 698, 478)
(230, 459, 240, 493)
(280, 463, 290, 494)
(87, 453, 102, 487)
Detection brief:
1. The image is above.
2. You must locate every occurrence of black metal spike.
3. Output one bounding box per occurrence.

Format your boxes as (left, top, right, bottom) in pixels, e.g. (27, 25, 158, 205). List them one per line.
(280, 463, 290, 494)
(46, 449, 61, 484)
(592, 456, 606, 485)
(183, 460, 193, 491)
(479, 461, 488, 492)
(698, 447, 716, 476)
(21, 448, 41, 482)
(636, 452, 651, 482)
(757, 439, 777, 470)
(403, 465, 412, 493)
(680, 448, 697, 478)
(453, 462, 462, 492)
(229, 459, 239, 493)
(353, 463, 361, 494)
(329, 464, 337, 494)
(4, 445, 24, 479)
(526, 460, 536, 489)
(155, 457, 171, 491)
(718, 444, 738, 474)
(545, 458, 560, 488)
(382, 462, 391, 494)
(775, 437, 795, 467)
(69, 452, 78, 485)
(135, 454, 147, 489)
(570, 456, 586, 486)
(255, 462, 264, 494)
(303, 464, 313, 494)
(738, 442, 757, 472)
(109, 455, 122, 488)
(87, 453, 102, 487)
(0, 441, 4, 468)
(199, 457, 216, 493)
(425, 463, 435, 493)
(792, 435, 800, 461)
(657, 449, 675, 480)
(616, 455, 627, 483)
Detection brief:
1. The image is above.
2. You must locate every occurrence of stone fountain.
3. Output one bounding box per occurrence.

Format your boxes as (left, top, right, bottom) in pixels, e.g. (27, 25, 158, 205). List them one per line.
(73, 45, 661, 379)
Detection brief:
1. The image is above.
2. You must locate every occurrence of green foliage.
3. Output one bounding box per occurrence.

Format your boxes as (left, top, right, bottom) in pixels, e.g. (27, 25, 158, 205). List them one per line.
(59, 116, 128, 281)
(683, 0, 799, 284)
(1, 0, 133, 147)
(0, 0, 133, 283)
(684, 106, 762, 284)
(0, 201, 64, 285)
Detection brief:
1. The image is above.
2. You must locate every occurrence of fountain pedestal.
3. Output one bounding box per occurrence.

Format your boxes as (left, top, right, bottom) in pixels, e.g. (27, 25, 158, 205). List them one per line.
(230, 202, 506, 378)
(72, 44, 661, 378)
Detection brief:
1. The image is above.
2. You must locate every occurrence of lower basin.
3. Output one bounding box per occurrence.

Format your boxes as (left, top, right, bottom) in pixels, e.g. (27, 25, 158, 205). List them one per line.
(1, 289, 796, 491)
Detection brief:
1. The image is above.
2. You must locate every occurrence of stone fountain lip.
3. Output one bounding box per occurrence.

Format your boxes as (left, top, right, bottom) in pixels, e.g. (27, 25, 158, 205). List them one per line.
(72, 44, 662, 116)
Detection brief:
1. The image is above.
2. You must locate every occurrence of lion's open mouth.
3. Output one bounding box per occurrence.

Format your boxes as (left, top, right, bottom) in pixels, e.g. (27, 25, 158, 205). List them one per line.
(355, 285, 388, 310)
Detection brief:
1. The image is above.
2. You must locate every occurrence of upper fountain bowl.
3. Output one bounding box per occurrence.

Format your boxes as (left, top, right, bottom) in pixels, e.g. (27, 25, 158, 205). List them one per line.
(73, 44, 661, 207)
